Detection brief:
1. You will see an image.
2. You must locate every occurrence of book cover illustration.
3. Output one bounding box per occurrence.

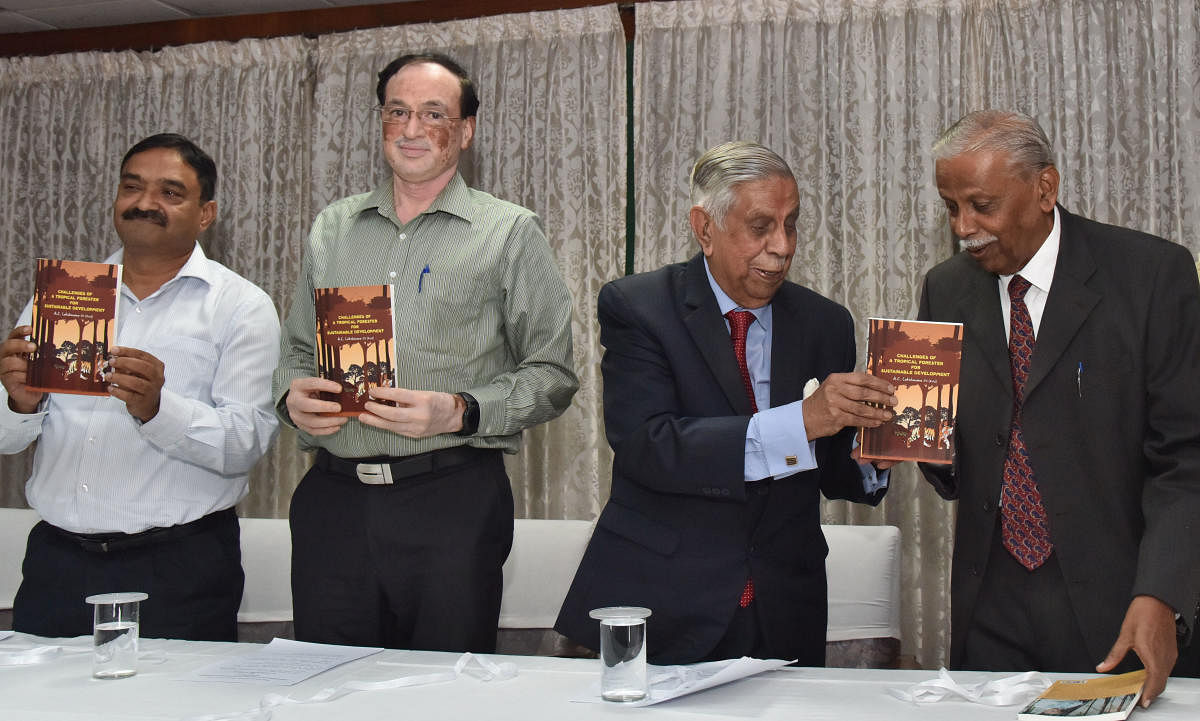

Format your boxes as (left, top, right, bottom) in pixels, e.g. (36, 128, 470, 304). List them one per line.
(27, 258, 122, 396)
(859, 317, 962, 464)
(1017, 669, 1144, 720)
(314, 284, 397, 417)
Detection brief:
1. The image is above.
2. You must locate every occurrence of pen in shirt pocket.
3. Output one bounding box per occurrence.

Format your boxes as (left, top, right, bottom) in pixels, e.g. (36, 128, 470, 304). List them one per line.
(418, 264, 430, 293)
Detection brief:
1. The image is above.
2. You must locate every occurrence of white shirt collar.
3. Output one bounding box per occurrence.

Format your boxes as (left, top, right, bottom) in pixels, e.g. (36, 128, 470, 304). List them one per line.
(1000, 206, 1060, 294)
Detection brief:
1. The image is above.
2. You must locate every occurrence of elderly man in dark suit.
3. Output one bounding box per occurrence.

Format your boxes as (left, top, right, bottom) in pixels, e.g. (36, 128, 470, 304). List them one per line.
(918, 110, 1200, 706)
(555, 141, 897, 665)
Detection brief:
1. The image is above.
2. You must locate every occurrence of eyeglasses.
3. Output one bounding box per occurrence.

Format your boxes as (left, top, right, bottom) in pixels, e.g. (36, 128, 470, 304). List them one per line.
(375, 105, 463, 128)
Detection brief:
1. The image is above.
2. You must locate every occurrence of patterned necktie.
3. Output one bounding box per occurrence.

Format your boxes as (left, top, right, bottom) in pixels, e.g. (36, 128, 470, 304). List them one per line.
(725, 309, 757, 607)
(725, 310, 758, 413)
(1000, 275, 1053, 570)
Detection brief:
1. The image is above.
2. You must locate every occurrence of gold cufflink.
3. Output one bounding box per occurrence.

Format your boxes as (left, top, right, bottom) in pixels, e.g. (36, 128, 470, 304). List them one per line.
(785, 455, 798, 466)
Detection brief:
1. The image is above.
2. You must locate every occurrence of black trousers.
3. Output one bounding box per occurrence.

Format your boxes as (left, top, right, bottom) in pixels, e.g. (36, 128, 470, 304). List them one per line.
(12, 509, 243, 641)
(961, 525, 1128, 673)
(289, 448, 513, 652)
(699, 479, 821, 665)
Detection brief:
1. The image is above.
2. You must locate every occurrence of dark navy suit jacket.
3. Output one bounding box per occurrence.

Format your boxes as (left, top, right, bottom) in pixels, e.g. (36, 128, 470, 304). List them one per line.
(555, 253, 886, 664)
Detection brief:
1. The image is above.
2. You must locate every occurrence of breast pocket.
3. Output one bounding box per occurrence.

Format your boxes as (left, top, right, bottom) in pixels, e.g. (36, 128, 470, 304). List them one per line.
(147, 335, 219, 403)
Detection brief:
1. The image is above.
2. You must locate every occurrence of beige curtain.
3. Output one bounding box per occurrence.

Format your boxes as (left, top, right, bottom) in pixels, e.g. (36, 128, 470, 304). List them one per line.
(0, 37, 315, 513)
(310, 5, 626, 520)
(634, 0, 1200, 667)
(0, 7, 625, 522)
(5, 0, 1199, 669)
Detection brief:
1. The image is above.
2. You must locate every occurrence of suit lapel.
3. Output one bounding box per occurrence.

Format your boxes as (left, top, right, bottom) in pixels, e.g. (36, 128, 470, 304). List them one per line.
(768, 286, 807, 407)
(1025, 208, 1100, 398)
(680, 254, 755, 414)
(959, 266, 1012, 394)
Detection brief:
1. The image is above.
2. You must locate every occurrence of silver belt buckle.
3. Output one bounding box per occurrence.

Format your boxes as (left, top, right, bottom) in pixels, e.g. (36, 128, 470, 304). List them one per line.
(355, 463, 393, 485)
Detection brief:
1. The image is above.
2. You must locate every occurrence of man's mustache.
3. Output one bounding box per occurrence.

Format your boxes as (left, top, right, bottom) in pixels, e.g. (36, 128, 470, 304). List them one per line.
(122, 207, 167, 226)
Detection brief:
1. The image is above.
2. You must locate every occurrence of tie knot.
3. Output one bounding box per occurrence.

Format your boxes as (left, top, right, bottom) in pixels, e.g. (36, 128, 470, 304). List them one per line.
(1008, 275, 1032, 302)
(725, 309, 755, 338)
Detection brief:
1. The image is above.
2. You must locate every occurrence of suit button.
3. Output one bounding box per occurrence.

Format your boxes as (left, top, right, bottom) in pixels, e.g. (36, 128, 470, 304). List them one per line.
(968, 564, 979, 576)
(720, 488, 730, 497)
(701, 488, 711, 496)
(983, 500, 993, 513)
(994, 433, 1005, 447)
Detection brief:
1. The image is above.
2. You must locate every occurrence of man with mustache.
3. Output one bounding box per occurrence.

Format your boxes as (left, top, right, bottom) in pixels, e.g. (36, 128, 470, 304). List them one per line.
(0, 133, 280, 640)
(918, 110, 1200, 704)
(556, 141, 895, 664)
(274, 53, 577, 652)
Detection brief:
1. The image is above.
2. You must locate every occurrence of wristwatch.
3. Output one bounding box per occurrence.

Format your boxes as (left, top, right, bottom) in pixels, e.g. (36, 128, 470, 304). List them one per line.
(455, 392, 479, 437)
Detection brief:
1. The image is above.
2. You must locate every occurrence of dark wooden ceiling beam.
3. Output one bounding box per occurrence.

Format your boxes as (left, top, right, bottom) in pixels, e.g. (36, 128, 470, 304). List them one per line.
(1, 0, 639, 58)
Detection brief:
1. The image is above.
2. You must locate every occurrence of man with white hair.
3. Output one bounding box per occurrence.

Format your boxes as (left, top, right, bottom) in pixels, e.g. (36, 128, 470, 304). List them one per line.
(919, 110, 1200, 704)
(556, 141, 896, 665)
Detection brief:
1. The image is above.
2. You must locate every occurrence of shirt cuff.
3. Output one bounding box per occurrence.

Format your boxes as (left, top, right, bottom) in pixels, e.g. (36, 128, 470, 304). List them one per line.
(745, 401, 816, 481)
(861, 463, 890, 494)
(138, 387, 192, 449)
(851, 433, 889, 493)
(0, 396, 46, 422)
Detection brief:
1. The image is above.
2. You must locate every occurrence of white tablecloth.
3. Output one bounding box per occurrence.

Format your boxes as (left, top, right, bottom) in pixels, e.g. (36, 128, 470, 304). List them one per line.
(2, 633, 1198, 721)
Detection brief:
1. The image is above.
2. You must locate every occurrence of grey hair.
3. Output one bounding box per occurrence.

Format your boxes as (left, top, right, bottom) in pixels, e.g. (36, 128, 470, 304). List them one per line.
(932, 110, 1055, 177)
(690, 141, 795, 229)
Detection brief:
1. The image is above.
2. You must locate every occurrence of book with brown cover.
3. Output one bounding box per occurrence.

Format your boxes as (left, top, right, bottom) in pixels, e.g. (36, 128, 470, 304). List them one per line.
(1017, 669, 1144, 720)
(27, 258, 122, 396)
(859, 317, 962, 464)
(314, 284, 397, 417)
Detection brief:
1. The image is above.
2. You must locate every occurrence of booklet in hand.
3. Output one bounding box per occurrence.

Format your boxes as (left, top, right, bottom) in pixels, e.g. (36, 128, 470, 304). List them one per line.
(27, 258, 122, 396)
(314, 284, 397, 416)
(859, 317, 962, 465)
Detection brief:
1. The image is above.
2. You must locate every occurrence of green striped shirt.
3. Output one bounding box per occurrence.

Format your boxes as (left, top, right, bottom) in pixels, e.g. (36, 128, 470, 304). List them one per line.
(273, 173, 578, 458)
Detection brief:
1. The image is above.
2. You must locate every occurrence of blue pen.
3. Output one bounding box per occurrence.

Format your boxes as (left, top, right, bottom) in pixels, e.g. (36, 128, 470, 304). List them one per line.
(1077, 361, 1083, 398)
(418, 264, 430, 293)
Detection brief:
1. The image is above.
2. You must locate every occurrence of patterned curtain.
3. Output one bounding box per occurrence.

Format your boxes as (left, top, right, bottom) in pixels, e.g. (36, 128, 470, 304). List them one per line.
(4, 0, 1199, 669)
(309, 5, 625, 520)
(0, 5, 626, 525)
(0, 37, 315, 514)
(633, 0, 1200, 667)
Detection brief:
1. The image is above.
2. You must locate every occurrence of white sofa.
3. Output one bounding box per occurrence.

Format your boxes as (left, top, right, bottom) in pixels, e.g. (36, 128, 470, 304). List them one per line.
(2, 509, 902, 667)
(0, 507, 40, 628)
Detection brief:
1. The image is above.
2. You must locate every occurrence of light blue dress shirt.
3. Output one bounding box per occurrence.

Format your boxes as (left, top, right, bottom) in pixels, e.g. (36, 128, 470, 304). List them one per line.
(703, 260, 887, 492)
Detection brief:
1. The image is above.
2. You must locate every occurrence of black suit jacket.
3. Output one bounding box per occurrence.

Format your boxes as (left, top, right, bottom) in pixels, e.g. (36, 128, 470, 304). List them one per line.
(918, 206, 1200, 668)
(555, 254, 886, 665)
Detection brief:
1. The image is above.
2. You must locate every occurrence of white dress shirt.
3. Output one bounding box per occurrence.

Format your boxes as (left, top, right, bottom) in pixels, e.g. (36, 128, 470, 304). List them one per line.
(0, 243, 280, 534)
(1000, 206, 1061, 339)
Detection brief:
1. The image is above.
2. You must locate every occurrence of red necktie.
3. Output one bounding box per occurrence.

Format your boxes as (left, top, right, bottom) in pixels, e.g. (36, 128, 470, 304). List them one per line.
(1000, 275, 1053, 570)
(726, 309, 757, 606)
(725, 310, 758, 413)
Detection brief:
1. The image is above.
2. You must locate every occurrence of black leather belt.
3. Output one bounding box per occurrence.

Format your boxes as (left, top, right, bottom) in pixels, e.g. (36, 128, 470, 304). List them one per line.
(317, 446, 496, 485)
(49, 507, 236, 554)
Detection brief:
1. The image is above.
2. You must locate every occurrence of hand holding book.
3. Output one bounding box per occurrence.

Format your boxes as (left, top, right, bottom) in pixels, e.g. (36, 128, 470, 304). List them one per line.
(801, 371, 897, 440)
(105, 346, 164, 423)
(285, 377, 351, 436)
(1095, 595, 1179, 708)
(0, 325, 43, 413)
(357, 387, 464, 439)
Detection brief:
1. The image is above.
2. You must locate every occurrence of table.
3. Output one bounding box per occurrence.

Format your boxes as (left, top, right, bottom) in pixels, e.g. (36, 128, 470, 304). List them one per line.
(1, 633, 1198, 720)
